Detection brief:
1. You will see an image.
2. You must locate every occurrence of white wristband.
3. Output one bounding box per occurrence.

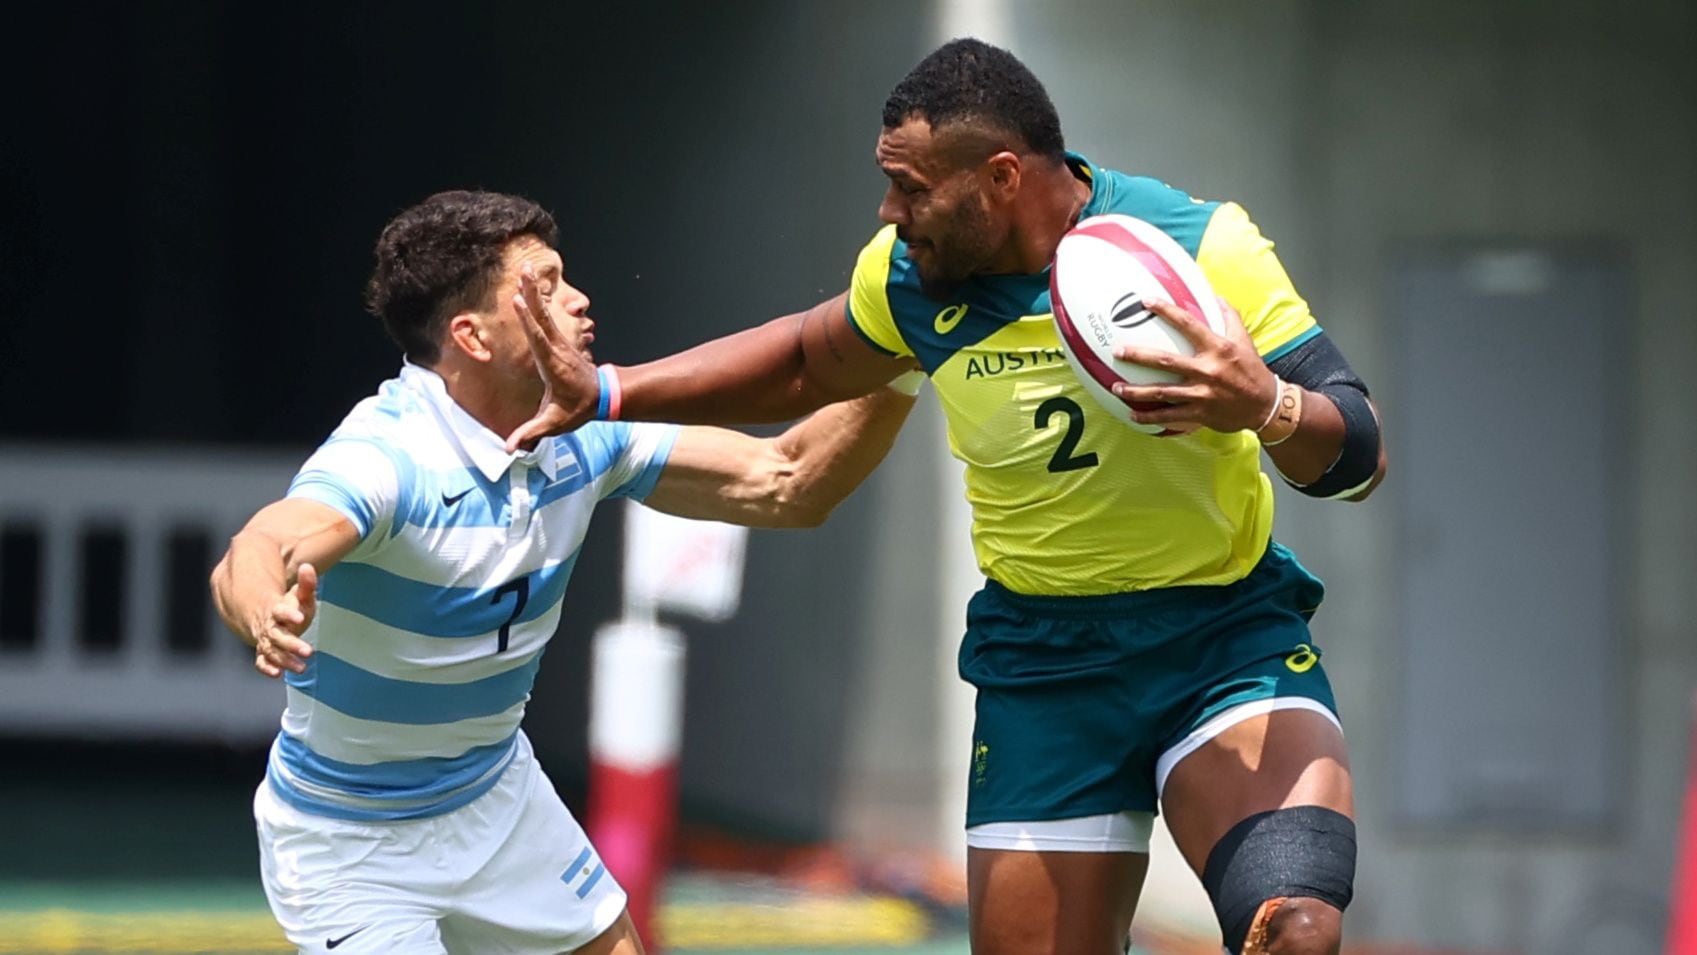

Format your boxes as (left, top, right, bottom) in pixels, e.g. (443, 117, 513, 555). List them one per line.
(886, 369, 927, 396)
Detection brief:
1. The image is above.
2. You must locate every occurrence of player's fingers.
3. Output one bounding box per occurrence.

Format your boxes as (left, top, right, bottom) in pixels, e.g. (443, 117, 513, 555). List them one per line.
(264, 644, 309, 675)
(263, 622, 314, 659)
(1112, 382, 1210, 405)
(1130, 401, 1206, 425)
(1114, 345, 1196, 375)
(293, 563, 319, 610)
(517, 269, 562, 347)
(272, 601, 305, 628)
(294, 562, 318, 595)
(255, 653, 282, 679)
(1146, 299, 1215, 347)
(505, 408, 567, 454)
(1215, 296, 1255, 349)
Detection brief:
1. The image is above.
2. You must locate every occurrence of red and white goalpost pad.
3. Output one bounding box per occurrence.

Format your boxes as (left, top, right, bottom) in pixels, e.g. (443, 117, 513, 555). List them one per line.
(589, 502, 747, 949)
(1668, 693, 1697, 955)
(588, 620, 686, 948)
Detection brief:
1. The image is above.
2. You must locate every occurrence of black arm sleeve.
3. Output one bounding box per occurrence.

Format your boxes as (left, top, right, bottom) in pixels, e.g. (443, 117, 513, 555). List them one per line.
(1264, 333, 1381, 499)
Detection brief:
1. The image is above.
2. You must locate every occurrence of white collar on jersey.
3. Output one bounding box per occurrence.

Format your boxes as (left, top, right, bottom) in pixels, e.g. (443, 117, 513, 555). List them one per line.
(397, 362, 562, 484)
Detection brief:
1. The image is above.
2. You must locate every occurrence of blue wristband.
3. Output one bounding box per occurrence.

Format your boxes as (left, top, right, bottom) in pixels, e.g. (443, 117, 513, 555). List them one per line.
(594, 366, 613, 421)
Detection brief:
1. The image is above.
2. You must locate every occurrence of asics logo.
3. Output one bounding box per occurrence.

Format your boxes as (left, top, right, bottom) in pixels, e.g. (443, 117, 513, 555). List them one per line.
(1285, 644, 1318, 674)
(933, 304, 969, 334)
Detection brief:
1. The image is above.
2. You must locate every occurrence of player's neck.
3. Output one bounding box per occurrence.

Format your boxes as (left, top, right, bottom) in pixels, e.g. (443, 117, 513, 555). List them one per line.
(989, 165, 1093, 276)
(432, 359, 540, 445)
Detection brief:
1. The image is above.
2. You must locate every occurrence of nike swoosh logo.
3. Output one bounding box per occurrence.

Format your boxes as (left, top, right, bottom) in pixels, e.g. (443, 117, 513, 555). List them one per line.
(441, 489, 472, 507)
(326, 927, 365, 949)
(933, 304, 969, 334)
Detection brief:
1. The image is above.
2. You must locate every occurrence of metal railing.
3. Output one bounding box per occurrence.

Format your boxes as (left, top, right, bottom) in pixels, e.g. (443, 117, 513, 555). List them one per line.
(0, 446, 299, 742)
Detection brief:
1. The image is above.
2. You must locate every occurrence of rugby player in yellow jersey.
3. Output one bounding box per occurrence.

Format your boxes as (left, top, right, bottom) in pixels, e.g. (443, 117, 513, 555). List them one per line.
(507, 39, 1385, 955)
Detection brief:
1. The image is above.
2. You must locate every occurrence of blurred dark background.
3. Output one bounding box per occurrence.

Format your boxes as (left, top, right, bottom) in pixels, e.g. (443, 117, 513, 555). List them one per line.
(0, 0, 929, 874)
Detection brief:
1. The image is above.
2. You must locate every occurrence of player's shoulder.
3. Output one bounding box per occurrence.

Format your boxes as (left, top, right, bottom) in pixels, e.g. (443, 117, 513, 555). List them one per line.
(330, 376, 424, 442)
(851, 224, 917, 292)
(307, 374, 449, 491)
(852, 224, 931, 305)
(1079, 156, 1224, 260)
(557, 420, 657, 477)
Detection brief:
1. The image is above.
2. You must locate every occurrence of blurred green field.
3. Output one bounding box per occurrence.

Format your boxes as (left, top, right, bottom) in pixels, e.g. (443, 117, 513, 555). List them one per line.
(0, 876, 972, 955)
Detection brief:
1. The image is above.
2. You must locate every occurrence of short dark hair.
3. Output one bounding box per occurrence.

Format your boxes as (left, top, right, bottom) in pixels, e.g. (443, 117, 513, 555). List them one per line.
(882, 38, 1065, 161)
(365, 190, 558, 364)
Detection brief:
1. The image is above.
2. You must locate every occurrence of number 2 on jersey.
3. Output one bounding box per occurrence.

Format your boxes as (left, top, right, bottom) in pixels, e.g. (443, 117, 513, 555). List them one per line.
(1034, 397, 1099, 473)
(491, 577, 530, 653)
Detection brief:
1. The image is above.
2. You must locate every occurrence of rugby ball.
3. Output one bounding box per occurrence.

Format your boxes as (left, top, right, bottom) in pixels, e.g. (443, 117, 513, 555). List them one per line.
(1049, 214, 1226, 435)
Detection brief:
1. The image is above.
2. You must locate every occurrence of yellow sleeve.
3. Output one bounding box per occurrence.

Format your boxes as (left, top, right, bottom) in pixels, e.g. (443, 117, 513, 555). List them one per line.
(1195, 202, 1320, 359)
(845, 225, 913, 358)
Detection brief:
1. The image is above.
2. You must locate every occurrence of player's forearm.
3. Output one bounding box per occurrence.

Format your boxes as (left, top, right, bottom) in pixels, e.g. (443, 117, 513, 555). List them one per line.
(1261, 386, 1345, 484)
(1261, 387, 1387, 500)
(616, 314, 842, 425)
(770, 387, 918, 525)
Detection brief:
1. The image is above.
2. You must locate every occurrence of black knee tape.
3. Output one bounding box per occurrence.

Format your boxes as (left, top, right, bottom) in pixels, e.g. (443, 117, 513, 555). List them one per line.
(1200, 806, 1356, 953)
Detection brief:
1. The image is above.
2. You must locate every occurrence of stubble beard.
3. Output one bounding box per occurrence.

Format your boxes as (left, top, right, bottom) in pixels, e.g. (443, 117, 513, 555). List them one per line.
(917, 194, 997, 300)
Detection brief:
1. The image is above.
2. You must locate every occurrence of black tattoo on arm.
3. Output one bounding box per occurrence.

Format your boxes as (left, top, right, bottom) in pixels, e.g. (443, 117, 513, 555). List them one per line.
(817, 307, 849, 363)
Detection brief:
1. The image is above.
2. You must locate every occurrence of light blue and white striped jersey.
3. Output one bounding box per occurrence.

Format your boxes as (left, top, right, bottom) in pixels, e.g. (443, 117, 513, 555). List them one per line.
(269, 363, 678, 821)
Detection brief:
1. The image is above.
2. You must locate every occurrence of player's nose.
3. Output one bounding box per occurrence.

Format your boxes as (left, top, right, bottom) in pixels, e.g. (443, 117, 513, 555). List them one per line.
(560, 282, 590, 315)
(878, 185, 908, 226)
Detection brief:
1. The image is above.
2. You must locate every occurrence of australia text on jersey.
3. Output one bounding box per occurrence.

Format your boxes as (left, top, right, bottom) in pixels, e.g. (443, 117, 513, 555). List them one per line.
(961, 346, 1070, 380)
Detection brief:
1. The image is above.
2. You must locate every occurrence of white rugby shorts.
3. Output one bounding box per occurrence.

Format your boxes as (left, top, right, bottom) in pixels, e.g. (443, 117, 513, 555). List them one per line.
(255, 734, 626, 954)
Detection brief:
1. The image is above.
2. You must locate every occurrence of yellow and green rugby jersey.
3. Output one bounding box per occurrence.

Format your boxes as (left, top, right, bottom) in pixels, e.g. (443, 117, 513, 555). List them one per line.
(846, 154, 1320, 595)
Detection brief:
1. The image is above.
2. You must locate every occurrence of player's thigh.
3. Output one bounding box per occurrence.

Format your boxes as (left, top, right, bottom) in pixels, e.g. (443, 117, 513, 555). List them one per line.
(1159, 705, 1353, 876)
(968, 843, 1147, 955)
(254, 783, 449, 955)
(441, 762, 627, 955)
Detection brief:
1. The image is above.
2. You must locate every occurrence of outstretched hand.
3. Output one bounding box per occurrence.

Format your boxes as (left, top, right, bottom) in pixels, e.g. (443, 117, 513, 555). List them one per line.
(253, 563, 317, 679)
(1111, 298, 1278, 433)
(505, 265, 600, 453)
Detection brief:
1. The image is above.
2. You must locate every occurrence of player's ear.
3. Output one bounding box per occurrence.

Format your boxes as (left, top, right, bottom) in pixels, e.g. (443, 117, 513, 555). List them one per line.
(984, 150, 1021, 200)
(446, 312, 494, 363)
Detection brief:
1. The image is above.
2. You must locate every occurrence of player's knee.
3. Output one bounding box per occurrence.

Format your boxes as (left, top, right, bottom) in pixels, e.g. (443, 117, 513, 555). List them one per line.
(1200, 805, 1355, 954)
(1255, 897, 1341, 955)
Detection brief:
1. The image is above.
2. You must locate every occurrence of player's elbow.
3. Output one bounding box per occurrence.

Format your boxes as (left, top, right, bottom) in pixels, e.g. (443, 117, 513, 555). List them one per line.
(207, 551, 229, 600)
(765, 477, 834, 528)
(772, 504, 831, 529)
(1342, 443, 1389, 503)
(737, 450, 833, 528)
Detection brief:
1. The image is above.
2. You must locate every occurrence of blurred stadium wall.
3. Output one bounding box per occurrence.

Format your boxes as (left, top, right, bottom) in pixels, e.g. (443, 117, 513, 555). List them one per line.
(2, 3, 1694, 953)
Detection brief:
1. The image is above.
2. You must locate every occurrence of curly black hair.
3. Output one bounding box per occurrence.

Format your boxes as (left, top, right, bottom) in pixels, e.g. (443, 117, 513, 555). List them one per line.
(882, 38, 1065, 161)
(365, 190, 558, 364)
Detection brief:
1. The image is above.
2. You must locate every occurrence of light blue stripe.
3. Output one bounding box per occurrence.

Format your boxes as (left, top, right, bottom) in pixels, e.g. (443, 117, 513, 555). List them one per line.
(577, 863, 607, 898)
(608, 426, 677, 501)
(318, 552, 578, 638)
(401, 471, 505, 529)
(283, 650, 544, 725)
(562, 847, 593, 884)
(288, 480, 376, 538)
(1263, 325, 1324, 363)
(266, 765, 504, 822)
(289, 435, 421, 541)
(398, 465, 595, 530)
(535, 464, 596, 511)
(565, 421, 651, 492)
(275, 731, 517, 799)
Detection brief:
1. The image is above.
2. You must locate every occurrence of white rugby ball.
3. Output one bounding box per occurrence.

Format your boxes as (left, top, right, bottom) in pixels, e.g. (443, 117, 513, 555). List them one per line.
(1049, 214, 1226, 435)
